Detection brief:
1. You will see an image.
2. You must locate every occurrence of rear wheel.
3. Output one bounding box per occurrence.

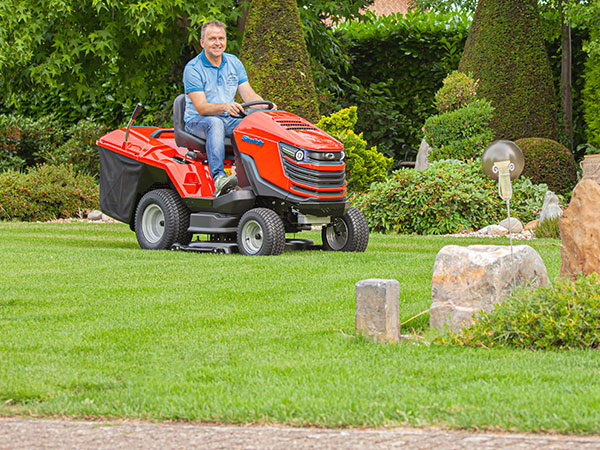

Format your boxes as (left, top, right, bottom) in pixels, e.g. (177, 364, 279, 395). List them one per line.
(237, 208, 285, 256)
(322, 206, 369, 252)
(135, 189, 192, 250)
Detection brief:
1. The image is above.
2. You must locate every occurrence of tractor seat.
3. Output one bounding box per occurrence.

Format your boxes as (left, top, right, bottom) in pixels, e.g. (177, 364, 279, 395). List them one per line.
(172, 94, 235, 160)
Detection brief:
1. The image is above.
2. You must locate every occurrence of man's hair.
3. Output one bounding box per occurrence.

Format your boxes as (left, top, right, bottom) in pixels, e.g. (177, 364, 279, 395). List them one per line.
(201, 21, 226, 40)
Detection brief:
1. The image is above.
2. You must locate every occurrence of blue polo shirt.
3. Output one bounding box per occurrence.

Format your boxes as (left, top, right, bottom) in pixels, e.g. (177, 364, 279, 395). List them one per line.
(183, 50, 249, 124)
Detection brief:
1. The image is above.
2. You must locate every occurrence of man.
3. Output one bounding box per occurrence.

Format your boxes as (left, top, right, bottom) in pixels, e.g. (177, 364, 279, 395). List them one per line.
(183, 21, 276, 197)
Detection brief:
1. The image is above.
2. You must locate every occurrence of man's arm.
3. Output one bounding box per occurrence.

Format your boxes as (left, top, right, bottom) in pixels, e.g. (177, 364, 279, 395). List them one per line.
(187, 91, 245, 116)
(238, 82, 277, 109)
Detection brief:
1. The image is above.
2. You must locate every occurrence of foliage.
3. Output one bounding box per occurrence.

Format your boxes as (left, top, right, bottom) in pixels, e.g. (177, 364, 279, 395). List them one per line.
(316, 107, 392, 192)
(438, 273, 600, 350)
(240, 0, 319, 122)
(424, 99, 495, 162)
(331, 11, 471, 159)
(43, 119, 110, 178)
(409, 0, 477, 13)
(352, 159, 547, 235)
(0, 0, 372, 127)
(459, 0, 558, 141)
(0, 115, 25, 172)
(535, 216, 560, 239)
(515, 137, 578, 194)
(0, 114, 65, 169)
(0, 0, 242, 126)
(565, 0, 600, 59)
(434, 71, 480, 113)
(297, 0, 373, 102)
(0, 164, 99, 221)
(582, 30, 600, 148)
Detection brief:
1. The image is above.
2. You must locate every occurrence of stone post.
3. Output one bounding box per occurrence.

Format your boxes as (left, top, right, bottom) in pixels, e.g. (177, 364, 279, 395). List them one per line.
(355, 279, 400, 343)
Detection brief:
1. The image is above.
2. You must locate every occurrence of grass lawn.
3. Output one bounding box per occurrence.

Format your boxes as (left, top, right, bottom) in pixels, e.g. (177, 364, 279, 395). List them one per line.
(1, 221, 599, 433)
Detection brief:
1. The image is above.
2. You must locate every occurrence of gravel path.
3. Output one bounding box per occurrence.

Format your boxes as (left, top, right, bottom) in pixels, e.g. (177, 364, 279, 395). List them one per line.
(2, 418, 600, 449)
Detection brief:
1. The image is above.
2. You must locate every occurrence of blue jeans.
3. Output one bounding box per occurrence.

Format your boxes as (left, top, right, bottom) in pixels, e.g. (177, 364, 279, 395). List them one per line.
(185, 115, 242, 179)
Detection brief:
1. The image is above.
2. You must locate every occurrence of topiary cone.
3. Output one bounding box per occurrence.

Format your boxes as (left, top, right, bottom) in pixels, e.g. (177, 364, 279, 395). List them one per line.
(240, 0, 320, 123)
(459, 0, 558, 141)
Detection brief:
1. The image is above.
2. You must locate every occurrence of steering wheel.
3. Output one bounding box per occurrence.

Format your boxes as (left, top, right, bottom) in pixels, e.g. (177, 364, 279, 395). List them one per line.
(230, 100, 275, 119)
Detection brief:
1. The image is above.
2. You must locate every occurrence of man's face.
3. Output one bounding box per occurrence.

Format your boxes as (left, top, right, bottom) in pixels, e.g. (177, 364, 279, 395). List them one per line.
(201, 25, 227, 61)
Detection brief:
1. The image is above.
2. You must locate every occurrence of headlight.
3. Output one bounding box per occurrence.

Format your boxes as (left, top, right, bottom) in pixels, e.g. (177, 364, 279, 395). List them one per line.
(279, 142, 305, 162)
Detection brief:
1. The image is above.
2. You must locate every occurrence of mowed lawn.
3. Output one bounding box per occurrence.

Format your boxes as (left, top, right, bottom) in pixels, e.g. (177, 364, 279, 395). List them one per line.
(1, 221, 599, 433)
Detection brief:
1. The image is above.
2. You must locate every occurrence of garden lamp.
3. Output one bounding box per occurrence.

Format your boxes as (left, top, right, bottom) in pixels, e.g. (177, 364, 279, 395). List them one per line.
(482, 140, 525, 287)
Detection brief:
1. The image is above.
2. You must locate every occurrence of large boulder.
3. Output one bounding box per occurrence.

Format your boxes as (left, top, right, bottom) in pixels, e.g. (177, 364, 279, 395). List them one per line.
(559, 179, 600, 280)
(430, 245, 549, 331)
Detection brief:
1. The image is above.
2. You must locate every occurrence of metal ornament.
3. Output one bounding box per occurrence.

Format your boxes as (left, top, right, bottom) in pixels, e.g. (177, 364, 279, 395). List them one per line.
(481, 140, 525, 289)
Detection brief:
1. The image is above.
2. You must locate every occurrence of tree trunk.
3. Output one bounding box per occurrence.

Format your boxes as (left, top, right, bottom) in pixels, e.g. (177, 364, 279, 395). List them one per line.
(561, 0, 573, 151)
(237, 0, 250, 34)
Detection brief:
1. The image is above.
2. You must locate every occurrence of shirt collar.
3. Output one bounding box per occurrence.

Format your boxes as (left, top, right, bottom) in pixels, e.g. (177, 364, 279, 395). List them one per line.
(200, 50, 226, 69)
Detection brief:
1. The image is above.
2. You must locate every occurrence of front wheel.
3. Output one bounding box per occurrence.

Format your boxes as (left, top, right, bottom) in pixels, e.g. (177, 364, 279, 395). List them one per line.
(237, 208, 285, 256)
(322, 206, 369, 252)
(134, 189, 192, 250)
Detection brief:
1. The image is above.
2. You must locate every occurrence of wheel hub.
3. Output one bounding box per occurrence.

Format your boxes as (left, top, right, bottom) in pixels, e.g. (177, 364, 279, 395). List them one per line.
(142, 204, 165, 244)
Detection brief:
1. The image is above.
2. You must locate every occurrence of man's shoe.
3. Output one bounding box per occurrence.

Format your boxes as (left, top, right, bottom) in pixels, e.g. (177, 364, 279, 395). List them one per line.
(213, 175, 238, 197)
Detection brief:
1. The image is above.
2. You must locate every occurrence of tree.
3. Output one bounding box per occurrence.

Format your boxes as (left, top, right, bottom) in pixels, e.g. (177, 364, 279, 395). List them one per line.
(240, 0, 320, 122)
(0, 0, 241, 125)
(0, 0, 372, 125)
(459, 0, 558, 141)
(566, 1, 600, 148)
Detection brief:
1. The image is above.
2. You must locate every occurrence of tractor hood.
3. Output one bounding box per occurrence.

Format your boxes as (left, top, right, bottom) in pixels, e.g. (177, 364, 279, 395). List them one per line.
(234, 110, 344, 152)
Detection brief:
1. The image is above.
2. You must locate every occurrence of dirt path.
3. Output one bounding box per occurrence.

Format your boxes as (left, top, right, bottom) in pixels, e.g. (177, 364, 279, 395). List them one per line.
(2, 418, 600, 449)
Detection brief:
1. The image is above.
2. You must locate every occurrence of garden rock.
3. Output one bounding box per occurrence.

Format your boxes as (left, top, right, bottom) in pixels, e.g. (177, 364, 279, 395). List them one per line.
(87, 210, 103, 221)
(539, 190, 562, 223)
(414, 138, 431, 170)
(477, 224, 508, 236)
(524, 219, 539, 231)
(559, 179, 600, 280)
(355, 279, 400, 343)
(498, 218, 524, 234)
(430, 245, 549, 331)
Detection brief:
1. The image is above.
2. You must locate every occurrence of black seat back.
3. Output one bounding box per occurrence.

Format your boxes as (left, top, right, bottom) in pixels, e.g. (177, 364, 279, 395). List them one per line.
(172, 94, 234, 157)
(173, 94, 207, 152)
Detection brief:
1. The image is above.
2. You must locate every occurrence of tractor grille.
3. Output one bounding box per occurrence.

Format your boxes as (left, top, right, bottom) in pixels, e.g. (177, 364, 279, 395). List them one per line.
(281, 153, 346, 196)
(274, 119, 318, 131)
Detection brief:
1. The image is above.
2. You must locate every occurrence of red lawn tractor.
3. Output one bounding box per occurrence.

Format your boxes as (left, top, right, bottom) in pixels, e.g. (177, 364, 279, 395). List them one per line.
(96, 96, 369, 255)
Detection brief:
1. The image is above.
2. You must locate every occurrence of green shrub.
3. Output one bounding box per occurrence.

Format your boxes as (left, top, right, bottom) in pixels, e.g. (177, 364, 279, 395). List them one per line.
(352, 159, 547, 234)
(514, 137, 577, 195)
(0, 164, 99, 221)
(316, 107, 392, 193)
(43, 119, 109, 178)
(0, 115, 25, 172)
(534, 216, 560, 239)
(583, 48, 600, 148)
(434, 71, 479, 113)
(0, 114, 65, 168)
(437, 273, 600, 350)
(424, 99, 495, 162)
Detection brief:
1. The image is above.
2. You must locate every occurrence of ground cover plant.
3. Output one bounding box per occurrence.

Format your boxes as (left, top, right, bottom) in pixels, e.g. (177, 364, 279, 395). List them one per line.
(3, 222, 600, 433)
(437, 273, 600, 351)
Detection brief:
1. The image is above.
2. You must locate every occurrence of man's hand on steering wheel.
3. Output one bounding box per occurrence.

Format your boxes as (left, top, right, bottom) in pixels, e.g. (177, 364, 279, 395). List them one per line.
(224, 102, 245, 117)
(230, 100, 276, 118)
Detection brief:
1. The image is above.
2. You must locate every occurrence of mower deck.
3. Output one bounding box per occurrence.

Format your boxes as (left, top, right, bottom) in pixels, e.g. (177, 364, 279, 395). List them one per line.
(170, 238, 319, 254)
